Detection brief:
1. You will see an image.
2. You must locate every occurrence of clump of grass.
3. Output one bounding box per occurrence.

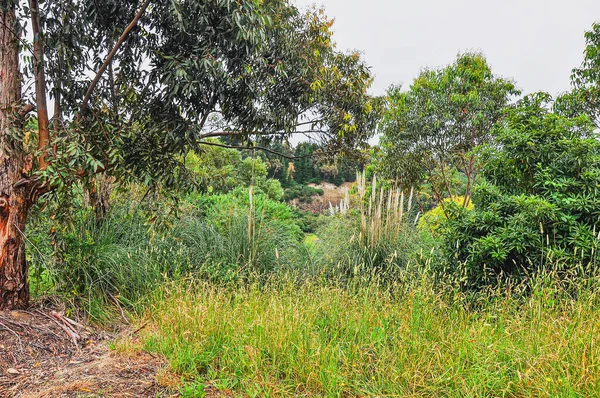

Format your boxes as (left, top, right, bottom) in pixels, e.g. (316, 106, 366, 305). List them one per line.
(28, 188, 307, 322)
(313, 172, 420, 280)
(356, 171, 414, 250)
(138, 274, 600, 397)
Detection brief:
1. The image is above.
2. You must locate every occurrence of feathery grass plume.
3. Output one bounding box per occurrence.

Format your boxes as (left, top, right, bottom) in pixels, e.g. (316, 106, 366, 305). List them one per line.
(355, 171, 413, 250)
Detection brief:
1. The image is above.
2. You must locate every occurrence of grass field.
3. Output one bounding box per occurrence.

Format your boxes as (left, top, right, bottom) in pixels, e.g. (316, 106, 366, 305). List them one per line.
(114, 276, 600, 397)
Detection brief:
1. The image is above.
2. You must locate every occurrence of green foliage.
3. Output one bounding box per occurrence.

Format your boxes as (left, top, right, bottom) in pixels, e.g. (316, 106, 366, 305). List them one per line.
(185, 141, 283, 200)
(32, 0, 378, 207)
(185, 143, 243, 194)
(191, 187, 303, 242)
(441, 93, 600, 288)
(417, 196, 473, 234)
(570, 22, 600, 127)
(379, 53, 519, 201)
(312, 215, 419, 280)
(292, 143, 322, 185)
(289, 142, 365, 187)
(282, 181, 324, 203)
(312, 176, 420, 281)
(28, 188, 307, 320)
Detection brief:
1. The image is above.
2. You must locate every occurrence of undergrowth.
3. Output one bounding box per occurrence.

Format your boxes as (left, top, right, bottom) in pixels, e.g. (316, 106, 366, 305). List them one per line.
(122, 274, 600, 397)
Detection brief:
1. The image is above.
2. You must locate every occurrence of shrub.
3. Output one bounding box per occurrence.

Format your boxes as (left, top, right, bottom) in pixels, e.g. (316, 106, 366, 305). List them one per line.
(440, 93, 600, 288)
(282, 181, 324, 203)
(28, 188, 307, 319)
(417, 196, 473, 234)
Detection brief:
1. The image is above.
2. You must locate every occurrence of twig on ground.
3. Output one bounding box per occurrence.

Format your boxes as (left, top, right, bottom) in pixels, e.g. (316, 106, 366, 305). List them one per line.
(130, 322, 149, 336)
(35, 310, 81, 348)
(50, 311, 87, 330)
(108, 294, 130, 325)
(0, 319, 20, 339)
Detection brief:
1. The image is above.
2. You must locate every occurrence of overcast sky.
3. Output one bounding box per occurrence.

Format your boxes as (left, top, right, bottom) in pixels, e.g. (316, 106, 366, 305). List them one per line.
(293, 0, 600, 97)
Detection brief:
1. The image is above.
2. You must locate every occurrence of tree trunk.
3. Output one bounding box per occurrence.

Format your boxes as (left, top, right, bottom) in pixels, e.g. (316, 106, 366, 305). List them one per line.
(84, 174, 113, 222)
(0, 3, 30, 310)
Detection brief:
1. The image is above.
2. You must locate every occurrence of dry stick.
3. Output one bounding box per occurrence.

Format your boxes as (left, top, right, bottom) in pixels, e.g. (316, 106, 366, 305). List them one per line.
(52, 319, 80, 347)
(36, 310, 80, 347)
(0, 319, 24, 354)
(78, 0, 151, 119)
(108, 294, 130, 324)
(23, 311, 63, 339)
(51, 313, 81, 346)
(129, 322, 149, 336)
(0, 319, 20, 339)
(50, 311, 86, 330)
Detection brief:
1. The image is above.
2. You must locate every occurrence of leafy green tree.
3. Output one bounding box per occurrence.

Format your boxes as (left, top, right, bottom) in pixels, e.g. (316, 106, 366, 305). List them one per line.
(570, 22, 600, 127)
(442, 93, 600, 288)
(379, 53, 519, 207)
(293, 143, 321, 184)
(0, 0, 377, 309)
(185, 142, 243, 194)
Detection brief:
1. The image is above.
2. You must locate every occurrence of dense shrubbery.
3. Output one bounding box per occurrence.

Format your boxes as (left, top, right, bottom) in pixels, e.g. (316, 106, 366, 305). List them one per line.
(28, 188, 307, 319)
(440, 93, 600, 288)
(282, 181, 324, 202)
(186, 140, 283, 200)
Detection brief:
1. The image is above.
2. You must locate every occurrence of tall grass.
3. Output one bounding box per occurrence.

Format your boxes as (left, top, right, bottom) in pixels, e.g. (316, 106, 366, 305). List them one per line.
(313, 172, 420, 280)
(27, 189, 306, 321)
(133, 274, 600, 397)
(356, 172, 414, 250)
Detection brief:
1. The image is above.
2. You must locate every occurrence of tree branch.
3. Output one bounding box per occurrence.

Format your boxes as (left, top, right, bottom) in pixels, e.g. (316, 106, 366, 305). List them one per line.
(29, 0, 50, 170)
(18, 104, 35, 118)
(199, 129, 328, 140)
(78, 0, 151, 118)
(197, 141, 313, 160)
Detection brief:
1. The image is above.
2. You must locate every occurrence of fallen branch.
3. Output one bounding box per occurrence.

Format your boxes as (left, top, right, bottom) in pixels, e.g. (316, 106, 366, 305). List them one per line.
(36, 310, 81, 348)
(51, 311, 86, 330)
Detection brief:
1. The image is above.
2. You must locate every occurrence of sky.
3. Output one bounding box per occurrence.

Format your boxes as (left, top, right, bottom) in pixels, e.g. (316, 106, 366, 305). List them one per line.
(293, 0, 600, 97)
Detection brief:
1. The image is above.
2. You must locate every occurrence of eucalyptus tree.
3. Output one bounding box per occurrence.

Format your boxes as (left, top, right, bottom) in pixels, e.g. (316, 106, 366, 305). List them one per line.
(0, 0, 378, 309)
(379, 53, 518, 207)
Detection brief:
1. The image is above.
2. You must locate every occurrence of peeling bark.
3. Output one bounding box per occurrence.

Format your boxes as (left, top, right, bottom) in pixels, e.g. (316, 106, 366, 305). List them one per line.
(0, 3, 31, 310)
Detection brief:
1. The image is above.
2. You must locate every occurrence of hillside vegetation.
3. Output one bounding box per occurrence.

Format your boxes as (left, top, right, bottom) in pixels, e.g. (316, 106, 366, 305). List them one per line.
(1, 1, 600, 397)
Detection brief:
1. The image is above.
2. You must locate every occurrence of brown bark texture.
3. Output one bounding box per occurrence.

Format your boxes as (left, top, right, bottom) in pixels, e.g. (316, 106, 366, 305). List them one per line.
(30, 0, 50, 170)
(0, 4, 31, 310)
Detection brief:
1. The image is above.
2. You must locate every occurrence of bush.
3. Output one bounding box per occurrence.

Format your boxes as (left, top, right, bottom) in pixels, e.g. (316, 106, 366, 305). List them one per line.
(417, 196, 473, 234)
(28, 188, 307, 319)
(283, 181, 324, 203)
(440, 93, 600, 289)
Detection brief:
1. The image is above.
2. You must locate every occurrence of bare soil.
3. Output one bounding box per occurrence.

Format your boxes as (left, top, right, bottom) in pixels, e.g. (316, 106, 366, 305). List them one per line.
(0, 299, 172, 397)
(293, 182, 353, 213)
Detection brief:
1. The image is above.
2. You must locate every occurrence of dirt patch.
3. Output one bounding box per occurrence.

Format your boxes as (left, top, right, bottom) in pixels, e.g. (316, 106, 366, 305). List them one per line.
(293, 182, 353, 213)
(0, 300, 172, 397)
